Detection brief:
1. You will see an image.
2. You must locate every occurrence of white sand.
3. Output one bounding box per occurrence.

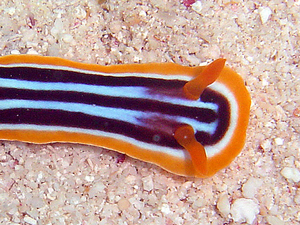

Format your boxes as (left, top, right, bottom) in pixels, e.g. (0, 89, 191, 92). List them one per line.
(0, 0, 299, 224)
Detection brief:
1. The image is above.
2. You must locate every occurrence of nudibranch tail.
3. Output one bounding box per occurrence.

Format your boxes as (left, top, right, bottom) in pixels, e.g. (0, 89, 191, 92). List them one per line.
(174, 125, 208, 175)
(183, 58, 226, 100)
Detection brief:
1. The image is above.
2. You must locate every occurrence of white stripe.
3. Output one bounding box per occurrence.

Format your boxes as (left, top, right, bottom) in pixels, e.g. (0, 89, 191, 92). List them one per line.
(0, 77, 218, 111)
(0, 99, 218, 135)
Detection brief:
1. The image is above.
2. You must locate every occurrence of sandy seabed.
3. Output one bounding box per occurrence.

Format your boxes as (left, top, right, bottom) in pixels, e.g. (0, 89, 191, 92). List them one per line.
(0, 0, 299, 224)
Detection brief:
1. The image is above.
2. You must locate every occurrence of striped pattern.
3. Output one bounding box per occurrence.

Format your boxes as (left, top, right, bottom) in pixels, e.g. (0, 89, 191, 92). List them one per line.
(0, 64, 230, 153)
(0, 55, 252, 178)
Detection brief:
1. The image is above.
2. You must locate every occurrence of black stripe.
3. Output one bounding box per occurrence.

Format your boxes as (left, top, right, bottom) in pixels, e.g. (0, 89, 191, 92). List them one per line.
(0, 108, 181, 149)
(197, 89, 230, 145)
(0, 67, 186, 88)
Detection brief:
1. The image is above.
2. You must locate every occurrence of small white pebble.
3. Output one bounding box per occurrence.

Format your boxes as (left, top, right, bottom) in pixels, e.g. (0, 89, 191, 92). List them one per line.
(133, 55, 142, 62)
(231, 198, 259, 224)
(36, 171, 43, 183)
(51, 18, 64, 38)
(118, 198, 131, 211)
(217, 194, 230, 217)
(266, 215, 285, 225)
(262, 78, 269, 86)
(125, 175, 136, 184)
(246, 56, 254, 63)
(259, 6, 272, 24)
(192, 1, 202, 14)
(5, 7, 16, 16)
(11, 50, 20, 55)
(139, 10, 147, 18)
(142, 175, 154, 191)
(74, 7, 87, 20)
(242, 177, 263, 198)
(14, 165, 22, 171)
(0, 193, 9, 201)
(24, 215, 37, 225)
(285, 156, 295, 166)
(26, 49, 39, 55)
(88, 181, 105, 198)
(261, 139, 272, 151)
(265, 121, 275, 128)
(110, 21, 122, 34)
(86, 158, 94, 170)
(47, 193, 56, 201)
(48, 187, 54, 194)
(62, 34, 74, 43)
(274, 138, 284, 146)
(160, 203, 171, 214)
(30, 196, 45, 209)
(85, 175, 95, 182)
(192, 197, 205, 208)
(294, 190, 300, 204)
(281, 167, 300, 182)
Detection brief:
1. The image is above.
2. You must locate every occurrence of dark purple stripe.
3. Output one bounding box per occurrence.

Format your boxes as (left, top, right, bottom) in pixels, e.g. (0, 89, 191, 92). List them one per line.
(0, 67, 186, 88)
(0, 108, 182, 149)
(197, 89, 230, 145)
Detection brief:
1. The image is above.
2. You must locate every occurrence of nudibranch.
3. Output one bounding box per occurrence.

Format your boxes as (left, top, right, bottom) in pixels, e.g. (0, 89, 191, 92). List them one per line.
(0, 55, 250, 177)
